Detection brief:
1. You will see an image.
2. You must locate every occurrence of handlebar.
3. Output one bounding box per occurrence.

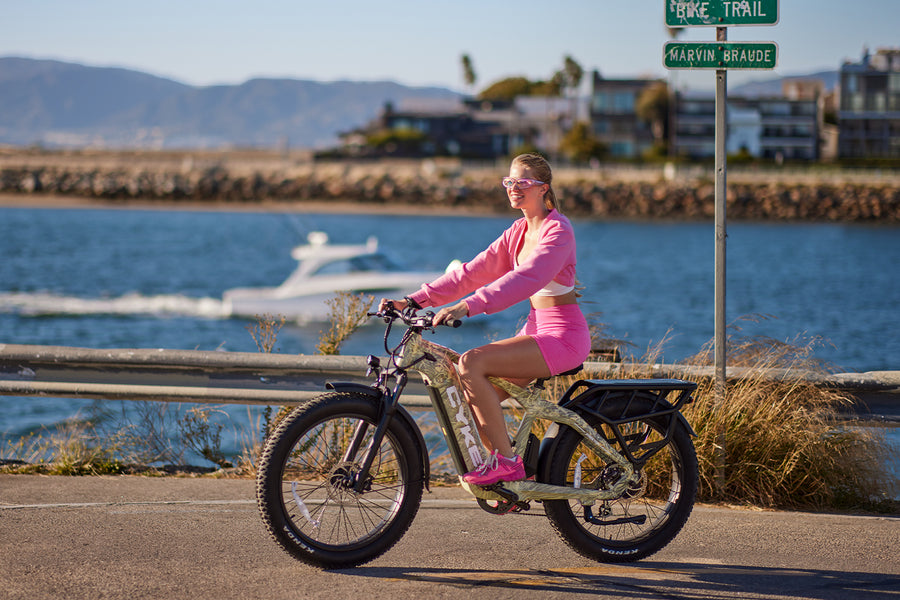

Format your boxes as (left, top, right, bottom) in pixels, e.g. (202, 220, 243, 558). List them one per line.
(368, 302, 462, 330)
(366, 302, 461, 375)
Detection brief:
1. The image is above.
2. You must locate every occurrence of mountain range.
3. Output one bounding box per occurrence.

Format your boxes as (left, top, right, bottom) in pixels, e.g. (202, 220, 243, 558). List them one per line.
(730, 70, 839, 97)
(0, 57, 837, 151)
(0, 57, 460, 149)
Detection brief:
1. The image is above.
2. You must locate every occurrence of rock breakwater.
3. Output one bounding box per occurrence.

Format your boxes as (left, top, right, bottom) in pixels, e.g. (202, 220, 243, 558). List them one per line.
(2, 161, 898, 222)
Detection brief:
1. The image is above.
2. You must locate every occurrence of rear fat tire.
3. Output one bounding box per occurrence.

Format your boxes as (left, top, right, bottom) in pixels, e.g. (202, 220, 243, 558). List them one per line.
(256, 392, 424, 568)
(541, 397, 698, 562)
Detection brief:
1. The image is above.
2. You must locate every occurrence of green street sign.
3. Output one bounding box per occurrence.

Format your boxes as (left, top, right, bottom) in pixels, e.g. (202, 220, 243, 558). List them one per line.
(664, 41, 778, 70)
(665, 0, 779, 27)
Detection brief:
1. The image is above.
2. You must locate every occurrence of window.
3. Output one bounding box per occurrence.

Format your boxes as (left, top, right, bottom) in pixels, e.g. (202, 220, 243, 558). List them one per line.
(681, 101, 711, 115)
(592, 92, 611, 112)
(889, 73, 900, 93)
(613, 92, 635, 113)
(592, 90, 636, 114)
(314, 254, 405, 276)
(760, 102, 791, 116)
(610, 141, 634, 156)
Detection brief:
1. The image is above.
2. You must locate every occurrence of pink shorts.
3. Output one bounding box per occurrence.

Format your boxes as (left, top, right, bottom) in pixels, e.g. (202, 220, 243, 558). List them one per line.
(518, 304, 591, 375)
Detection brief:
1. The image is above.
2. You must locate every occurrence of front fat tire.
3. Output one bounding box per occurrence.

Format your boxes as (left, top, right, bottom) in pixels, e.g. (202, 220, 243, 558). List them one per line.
(256, 392, 424, 568)
(542, 400, 698, 563)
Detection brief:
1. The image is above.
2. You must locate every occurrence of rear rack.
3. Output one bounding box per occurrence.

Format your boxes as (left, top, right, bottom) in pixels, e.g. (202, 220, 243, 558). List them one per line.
(556, 379, 698, 466)
(560, 378, 696, 413)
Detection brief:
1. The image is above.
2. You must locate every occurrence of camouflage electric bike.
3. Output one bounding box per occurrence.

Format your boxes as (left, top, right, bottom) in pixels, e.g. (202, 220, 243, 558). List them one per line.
(256, 302, 699, 568)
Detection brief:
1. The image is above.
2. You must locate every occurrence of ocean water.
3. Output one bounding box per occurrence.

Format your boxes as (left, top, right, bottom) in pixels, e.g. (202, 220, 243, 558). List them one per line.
(1, 205, 898, 463)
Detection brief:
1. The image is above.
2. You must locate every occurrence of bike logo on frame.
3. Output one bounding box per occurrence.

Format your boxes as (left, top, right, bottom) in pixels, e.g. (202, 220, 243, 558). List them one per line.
(447, 385, 483, 467)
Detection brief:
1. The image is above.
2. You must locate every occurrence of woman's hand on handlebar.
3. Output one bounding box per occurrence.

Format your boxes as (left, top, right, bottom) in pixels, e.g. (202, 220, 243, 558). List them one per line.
(378, 297, 407, 313)
(377, 297, 463, 327)
(433, 301, 468, 327)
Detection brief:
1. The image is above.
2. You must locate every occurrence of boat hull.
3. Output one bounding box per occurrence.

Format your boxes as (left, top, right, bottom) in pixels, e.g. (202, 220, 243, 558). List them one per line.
(221, 232, 446, 324)
(223, 279, 438, 323)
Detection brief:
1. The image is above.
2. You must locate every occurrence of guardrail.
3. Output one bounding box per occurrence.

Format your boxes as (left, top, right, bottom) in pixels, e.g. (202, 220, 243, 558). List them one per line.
(1, 343, 898, 419)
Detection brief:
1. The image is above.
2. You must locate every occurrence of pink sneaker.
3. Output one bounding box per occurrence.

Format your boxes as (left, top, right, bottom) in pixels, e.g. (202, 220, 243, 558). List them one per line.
(462, 451, 526, 486)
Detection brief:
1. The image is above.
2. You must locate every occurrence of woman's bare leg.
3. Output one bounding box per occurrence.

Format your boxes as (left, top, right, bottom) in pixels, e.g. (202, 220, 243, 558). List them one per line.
(457, 336, 550, 458)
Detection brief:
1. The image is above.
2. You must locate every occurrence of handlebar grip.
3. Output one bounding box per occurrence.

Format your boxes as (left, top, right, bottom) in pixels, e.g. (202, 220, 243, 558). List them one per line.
(447, 319, 462, 328)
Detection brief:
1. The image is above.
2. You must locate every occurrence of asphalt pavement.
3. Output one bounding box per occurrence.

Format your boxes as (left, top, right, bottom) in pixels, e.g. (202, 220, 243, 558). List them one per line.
(2, 474, 899, 600)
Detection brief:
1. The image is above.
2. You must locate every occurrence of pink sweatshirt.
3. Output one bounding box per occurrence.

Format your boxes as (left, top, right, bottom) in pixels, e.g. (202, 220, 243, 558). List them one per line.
(408, 209, 577, 316)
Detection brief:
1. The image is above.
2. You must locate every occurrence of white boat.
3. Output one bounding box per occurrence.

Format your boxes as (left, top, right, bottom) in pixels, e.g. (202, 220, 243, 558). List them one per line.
(222, 232, 448, 323)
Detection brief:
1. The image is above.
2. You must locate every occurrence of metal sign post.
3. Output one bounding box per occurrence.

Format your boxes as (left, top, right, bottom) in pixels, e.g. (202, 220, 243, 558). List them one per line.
(663, 1, 779, 494)
(714, 26, 728, 491)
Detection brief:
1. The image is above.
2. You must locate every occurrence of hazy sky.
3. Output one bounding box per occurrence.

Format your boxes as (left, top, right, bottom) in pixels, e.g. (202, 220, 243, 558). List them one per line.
(2, 1, 897, 92)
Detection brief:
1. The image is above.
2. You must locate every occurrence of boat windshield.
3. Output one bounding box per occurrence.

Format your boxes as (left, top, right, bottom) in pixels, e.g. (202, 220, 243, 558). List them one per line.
(312, 253, 406, 276)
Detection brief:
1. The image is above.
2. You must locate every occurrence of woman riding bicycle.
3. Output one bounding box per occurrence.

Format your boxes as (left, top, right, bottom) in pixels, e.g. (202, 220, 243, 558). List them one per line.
(381, 153, 591, 486)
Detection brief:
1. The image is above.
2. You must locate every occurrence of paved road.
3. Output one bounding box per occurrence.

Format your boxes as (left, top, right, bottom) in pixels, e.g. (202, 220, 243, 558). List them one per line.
(1, 475, 898, 600)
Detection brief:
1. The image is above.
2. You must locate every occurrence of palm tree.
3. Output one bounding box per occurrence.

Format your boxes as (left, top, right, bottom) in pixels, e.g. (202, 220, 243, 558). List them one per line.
(562, 55, 584, 97)
(636, 81, 670, 145)
(461, 54, 477, 96)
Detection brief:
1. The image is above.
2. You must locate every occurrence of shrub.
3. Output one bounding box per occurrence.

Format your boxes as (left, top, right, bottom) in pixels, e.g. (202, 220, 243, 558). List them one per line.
(683, 328, 897, 511)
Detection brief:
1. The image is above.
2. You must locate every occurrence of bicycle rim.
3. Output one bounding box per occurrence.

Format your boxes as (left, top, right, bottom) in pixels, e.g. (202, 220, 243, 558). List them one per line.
(544, 411, 697, 561)
(277, 413, 409, 551)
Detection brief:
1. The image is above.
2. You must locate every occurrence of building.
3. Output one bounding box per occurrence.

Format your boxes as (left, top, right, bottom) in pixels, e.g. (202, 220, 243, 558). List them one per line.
(514, 96, 588, 157)
(335, 96, 589, 160)
(838, 47, 900, 159)
(589, 71, 661, 158)
(673, 91, 820, 161)
(336, 99, 520, 160)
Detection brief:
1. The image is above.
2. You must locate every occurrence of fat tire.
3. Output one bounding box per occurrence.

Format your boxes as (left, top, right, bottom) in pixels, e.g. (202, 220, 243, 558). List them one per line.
(256, 392, 424, 568)
(542, 396, 698, 563)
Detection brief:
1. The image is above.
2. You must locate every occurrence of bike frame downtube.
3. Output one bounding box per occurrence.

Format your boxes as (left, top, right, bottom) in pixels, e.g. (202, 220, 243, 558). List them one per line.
(427, 385, 470, 475)
(401, 335, 487, 474)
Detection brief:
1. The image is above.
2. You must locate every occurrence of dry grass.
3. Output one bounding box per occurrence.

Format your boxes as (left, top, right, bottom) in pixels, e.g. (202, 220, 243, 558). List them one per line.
(245, 313, 285, 353)
(683, 332, 897, 511)
(315, 291, 375, 355)
(557, 321, 898, 512)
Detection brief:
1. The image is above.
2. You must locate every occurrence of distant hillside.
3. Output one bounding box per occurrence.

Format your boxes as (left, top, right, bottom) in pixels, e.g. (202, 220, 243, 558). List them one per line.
(730, 70, 839, 97)
(0, 57, 460, 149)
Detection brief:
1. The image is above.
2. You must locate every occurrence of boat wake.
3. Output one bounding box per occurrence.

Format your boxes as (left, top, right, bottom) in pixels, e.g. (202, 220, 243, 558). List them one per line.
(0, 292, 230, 319)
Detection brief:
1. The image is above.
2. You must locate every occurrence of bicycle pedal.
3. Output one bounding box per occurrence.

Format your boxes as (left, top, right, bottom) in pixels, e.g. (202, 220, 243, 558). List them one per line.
(476, 497, 530, 515)
(483, 483, 520, 503)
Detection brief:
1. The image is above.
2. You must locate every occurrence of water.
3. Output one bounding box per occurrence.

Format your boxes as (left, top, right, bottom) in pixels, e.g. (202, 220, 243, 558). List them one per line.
(1, 206, 899, 464)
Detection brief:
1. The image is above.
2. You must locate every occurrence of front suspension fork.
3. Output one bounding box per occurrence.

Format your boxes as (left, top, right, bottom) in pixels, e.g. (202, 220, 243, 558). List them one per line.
(345, 373, 408, 493)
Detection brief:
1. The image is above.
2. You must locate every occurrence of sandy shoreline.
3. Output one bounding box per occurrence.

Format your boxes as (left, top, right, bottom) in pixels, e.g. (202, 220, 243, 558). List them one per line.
(0, 192, 497, 216)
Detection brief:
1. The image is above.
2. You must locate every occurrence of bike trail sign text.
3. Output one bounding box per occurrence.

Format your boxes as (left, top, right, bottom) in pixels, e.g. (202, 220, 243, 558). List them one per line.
(664, 41, 778, 70)
(665, 0, 779, 27)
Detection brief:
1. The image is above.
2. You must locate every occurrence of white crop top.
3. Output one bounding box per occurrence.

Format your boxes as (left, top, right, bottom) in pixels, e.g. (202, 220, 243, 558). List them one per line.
(515, 242, 575, 297)
(532, 279, 576, 297)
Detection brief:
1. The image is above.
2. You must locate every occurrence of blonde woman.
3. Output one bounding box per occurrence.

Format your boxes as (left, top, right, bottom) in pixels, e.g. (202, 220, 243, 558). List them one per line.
(381, 154, 590, 485)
